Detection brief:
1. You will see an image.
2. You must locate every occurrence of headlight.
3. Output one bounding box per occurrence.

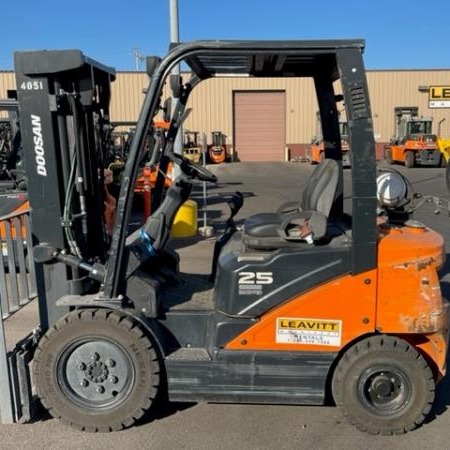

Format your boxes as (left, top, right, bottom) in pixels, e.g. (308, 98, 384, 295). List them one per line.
(376, 171, 407, 207)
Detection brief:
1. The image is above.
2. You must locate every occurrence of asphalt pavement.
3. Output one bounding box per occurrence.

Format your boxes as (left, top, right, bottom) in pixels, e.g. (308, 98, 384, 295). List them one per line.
(2, 161, 450, 450)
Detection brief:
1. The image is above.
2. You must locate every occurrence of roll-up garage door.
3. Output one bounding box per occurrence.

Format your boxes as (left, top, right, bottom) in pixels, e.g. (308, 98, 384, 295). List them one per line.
(233, 91, 286, 161)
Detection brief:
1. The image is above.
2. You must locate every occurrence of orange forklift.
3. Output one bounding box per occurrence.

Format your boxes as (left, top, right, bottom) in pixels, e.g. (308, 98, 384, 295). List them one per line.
(385, 106, 442, 168)
(308, 111, 350, 166)
(11, 40, 448, 435)
(208, 130, 227, 164)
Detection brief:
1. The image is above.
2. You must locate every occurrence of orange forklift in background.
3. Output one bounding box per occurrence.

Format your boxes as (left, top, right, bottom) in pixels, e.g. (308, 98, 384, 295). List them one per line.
(308, 111, 350, 166)
(10, 40, 449, 437)
(208, 131, 227, 163)
(134, 119, 173, 218)
(385, 106, 442, 168)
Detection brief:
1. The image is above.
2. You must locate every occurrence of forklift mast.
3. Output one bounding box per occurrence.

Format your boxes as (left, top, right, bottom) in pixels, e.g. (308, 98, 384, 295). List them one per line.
(14, 50, 115, 328)
(211, 131, 223, 147)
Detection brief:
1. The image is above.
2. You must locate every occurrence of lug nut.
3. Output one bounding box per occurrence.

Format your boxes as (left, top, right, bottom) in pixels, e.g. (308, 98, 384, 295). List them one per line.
(80, 379, 89, 387)
(105, 359, 116, 368)
(77, 362, 86, 371)
(97, 386, 105, 394)
(108, 376, 118, 384)
(90, 352, 100, 361)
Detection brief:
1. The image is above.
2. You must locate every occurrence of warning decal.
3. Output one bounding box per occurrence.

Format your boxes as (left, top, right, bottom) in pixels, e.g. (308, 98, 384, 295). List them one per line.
(276, 317, 342, 346)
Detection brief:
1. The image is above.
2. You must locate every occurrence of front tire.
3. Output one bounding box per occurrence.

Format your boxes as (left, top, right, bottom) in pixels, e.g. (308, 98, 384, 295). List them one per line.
(33, 309, 160, 432)
(332, 335, 435, 435)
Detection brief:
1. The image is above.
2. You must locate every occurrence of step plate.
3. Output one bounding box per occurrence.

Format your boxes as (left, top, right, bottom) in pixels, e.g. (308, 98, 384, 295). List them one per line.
(166, 349, 335, 405)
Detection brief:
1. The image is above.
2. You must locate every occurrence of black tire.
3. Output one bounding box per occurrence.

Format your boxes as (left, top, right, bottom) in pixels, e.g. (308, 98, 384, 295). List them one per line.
(332, 335, 435, 435)
(384, 147, 393, 165)
(33, 309, 160, 432)
(404, 151, 414, 168)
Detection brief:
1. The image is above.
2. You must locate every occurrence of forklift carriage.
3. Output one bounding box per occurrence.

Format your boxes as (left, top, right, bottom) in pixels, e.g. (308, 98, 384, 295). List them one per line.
(8, 40, 449, 434)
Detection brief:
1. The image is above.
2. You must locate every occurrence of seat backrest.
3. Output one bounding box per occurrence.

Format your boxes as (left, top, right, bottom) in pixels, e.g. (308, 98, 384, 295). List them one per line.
(300, 158, 339, 216)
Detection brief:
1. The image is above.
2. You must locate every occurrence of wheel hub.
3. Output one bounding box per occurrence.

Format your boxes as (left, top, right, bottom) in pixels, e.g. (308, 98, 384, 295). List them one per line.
(359, 367, 410, 415)
(58, 339, 133, 410)
(85, 361, 109, 383)
(370, 374, 396, 399)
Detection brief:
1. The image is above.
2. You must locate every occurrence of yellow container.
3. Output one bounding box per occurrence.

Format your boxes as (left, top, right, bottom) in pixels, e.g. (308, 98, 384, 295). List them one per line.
(170, 200, 198, 238)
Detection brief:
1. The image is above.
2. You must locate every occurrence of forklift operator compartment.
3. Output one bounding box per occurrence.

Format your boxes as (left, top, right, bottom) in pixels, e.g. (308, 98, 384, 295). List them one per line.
(10, 40, 448, 435)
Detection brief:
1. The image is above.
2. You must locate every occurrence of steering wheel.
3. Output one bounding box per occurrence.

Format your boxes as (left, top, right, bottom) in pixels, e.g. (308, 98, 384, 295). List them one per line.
(171, 153, 217, 183)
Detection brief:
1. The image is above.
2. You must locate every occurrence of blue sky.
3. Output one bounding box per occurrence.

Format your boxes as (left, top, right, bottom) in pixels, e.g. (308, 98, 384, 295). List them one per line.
(2, 0, 449, 71)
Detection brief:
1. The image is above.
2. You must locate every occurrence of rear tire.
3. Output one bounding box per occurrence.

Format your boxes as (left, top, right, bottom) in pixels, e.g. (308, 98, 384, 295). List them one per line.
(332, 335, 435, 435)
(33, 308, 160, 432)
(404, 151, 414, 168)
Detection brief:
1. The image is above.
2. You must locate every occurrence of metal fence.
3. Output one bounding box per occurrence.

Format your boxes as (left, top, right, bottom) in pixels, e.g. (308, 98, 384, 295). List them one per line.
(0, 207, 38, 423)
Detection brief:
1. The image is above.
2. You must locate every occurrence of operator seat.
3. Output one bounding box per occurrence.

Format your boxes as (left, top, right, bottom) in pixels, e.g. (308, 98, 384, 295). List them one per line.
(243, 158, 339, 249)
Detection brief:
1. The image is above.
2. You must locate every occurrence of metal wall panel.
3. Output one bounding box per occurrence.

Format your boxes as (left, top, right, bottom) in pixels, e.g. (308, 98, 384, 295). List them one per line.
(0, 71, 15, 118)
(1, 69, 450, 144)
(0, 71, 14, 96)
(183, 77, 317, 147)
(109, 71, 149, 125)
(367, 70, 450, 142)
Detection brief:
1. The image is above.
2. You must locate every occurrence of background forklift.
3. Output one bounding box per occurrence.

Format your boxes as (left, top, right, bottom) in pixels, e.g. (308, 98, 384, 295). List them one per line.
(9, 40, 448, 435)
(0, 93, 29, 258)
(308, 110, 350, 166)
(182, 130, 203, 163)
(207, 130, 227, 164)
(384, 106, 442, 168)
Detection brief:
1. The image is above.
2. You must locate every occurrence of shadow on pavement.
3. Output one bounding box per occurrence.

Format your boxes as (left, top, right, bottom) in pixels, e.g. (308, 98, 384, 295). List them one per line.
(136, 393, 196, 428)
(29, 395, 197, 428)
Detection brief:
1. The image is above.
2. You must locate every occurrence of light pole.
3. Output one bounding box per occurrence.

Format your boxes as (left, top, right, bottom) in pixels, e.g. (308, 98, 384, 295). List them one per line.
(169, 0, 179, 45)
(169, 0, 183, 175)
(132, 47, 144, 71)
